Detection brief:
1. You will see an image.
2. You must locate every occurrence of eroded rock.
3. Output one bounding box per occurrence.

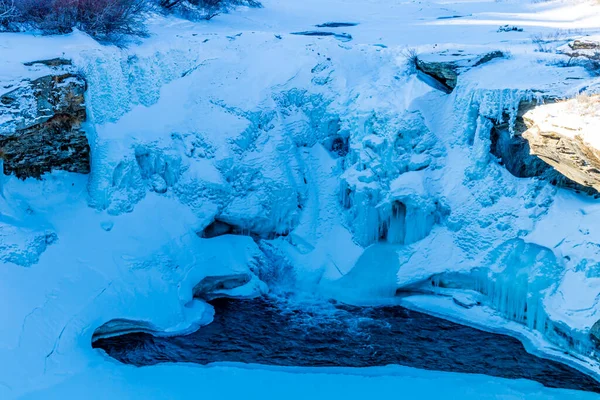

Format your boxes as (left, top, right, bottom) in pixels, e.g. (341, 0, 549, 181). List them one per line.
(415, 50, 505, 92)
(0, 60, 90, 178)
(490, 100, 551, 178)
(558, 39, 600, 61)
(487, 98, 596, 194)
(522, 95, 600, 192)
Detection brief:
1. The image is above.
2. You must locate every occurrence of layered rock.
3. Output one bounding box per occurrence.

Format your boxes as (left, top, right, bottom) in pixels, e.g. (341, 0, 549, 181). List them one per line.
(0, 59, 90, 178)
(558, 39, 600, 61)
(522, 95, 600, 192)
(415, 50, 504, 92)
(490, 99, 551, 178)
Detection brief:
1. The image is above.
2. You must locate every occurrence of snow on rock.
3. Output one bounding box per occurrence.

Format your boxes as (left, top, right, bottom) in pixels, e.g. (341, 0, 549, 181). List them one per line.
(523, 94, 600, 192)
(558, 38, 600, 62)
(94, 235, 267, 339)
(1, 0, 600, 397)
(0, 224, 57, 267)
(182, 235, 269, 301)
(0, 61, 90, 178)
(416, 50, 505, 92)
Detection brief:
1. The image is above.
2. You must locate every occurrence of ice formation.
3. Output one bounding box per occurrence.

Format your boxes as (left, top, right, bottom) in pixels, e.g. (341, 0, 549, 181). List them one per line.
(1, 0, 600, 397)
(427, 239, 577, 346)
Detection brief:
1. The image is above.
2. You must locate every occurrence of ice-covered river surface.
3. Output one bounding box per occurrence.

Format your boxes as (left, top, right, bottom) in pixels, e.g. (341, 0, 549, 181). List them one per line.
(94, 296, 600, 393)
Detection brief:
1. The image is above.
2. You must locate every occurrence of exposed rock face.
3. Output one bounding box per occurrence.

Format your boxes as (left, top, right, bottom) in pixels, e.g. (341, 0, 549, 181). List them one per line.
(558, 39, 600, 61)
(522, 95, 600, 192)
(416, 50, 504, 92)
(490, 100, 551, 178)
(592, 320, 600, 348)
(0, 59, 90, 179)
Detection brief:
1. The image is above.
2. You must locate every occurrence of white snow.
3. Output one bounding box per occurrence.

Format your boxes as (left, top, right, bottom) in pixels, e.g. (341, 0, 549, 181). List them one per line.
(1, 0, 600, 398)
(17, 363, 600, 400)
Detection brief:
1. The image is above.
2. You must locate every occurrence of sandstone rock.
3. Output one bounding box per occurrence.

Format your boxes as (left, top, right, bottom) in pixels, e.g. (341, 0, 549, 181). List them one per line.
(491, 124, 550, 178)
(0, 60, 90, 179)
(558, 39, 600, 61)
(490, 99, 551, 178)
(522, 95, 600, 192)
(415, 50, 504, 92)
(489, 98, 596, 194)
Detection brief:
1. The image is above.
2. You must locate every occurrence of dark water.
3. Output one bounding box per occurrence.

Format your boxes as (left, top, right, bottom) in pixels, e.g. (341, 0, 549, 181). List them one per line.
(94, 296, 600, 393)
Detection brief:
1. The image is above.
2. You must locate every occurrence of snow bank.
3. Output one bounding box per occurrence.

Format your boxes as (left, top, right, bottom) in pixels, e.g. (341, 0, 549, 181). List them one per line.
(1, 0, 600, 397)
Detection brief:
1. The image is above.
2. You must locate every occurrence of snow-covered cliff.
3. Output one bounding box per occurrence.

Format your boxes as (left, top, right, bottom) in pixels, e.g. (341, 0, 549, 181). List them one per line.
(1, 0, 600, 398)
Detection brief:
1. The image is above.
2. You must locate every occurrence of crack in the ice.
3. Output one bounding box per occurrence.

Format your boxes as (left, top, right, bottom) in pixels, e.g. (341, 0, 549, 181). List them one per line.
(18, 306, 43, 347)
(18, 292, 56, 348)
(43, 283, 113, 373)
(44, 323, 68, 373)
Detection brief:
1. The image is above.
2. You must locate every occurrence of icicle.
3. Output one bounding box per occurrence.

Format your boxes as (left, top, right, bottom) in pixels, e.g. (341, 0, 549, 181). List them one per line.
(425, 239, 600, 359)
(404, 206, 435, 244)
(386, 201, 406, 244)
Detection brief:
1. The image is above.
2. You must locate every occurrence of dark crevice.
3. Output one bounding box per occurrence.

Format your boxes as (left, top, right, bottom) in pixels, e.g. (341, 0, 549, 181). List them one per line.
(198, 219, 289, 240)
(323, 135, 349, 158)
(490, 114, 599, 196)
(415, 69, 453, 94)
(315, 22, 359, 28)
(290, 31, 352, 42)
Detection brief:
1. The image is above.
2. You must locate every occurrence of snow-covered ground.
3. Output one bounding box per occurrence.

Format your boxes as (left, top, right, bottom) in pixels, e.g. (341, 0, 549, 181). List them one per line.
(17, 363, 600, 400)
(1, 0, 600, 398)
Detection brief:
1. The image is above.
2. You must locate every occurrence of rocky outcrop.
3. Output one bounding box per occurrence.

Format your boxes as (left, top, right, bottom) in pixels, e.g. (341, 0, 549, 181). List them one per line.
(558, 39, 600, 61)
(490, 99, 552, 178)
(415, 50, 504, 92)
(522, 95, 600, 192)
(0, 59, 90, 179)
(592, 320, 600, 347)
